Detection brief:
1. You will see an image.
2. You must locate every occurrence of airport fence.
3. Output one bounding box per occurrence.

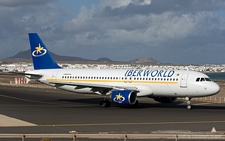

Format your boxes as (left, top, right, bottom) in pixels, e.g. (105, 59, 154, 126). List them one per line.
(0, 83, 53, 89)
(194, 96, 225, 103)
(1, 133, 225, 141)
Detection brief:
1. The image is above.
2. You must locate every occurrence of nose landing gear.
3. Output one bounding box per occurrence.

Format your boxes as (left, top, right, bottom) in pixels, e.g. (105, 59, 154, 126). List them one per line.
(185, 97, 192, 110)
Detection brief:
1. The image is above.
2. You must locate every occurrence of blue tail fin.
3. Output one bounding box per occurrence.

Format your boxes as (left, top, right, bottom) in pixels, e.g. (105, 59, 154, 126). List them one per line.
(28, 33, 61, 70)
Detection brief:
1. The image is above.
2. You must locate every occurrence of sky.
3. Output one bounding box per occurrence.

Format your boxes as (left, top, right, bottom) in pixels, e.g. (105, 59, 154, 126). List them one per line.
(0, 0, 225, 64)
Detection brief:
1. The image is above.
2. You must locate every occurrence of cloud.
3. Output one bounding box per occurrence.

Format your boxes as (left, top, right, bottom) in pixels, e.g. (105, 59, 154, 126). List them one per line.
(0, 0, 225, 64)
(99, 0, 151, 9)
(58, 0, 225, 64)
(0, 0, 54, 7)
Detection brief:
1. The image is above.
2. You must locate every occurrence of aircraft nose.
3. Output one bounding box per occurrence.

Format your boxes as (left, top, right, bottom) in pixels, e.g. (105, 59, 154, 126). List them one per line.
(211, 83, 220, 94)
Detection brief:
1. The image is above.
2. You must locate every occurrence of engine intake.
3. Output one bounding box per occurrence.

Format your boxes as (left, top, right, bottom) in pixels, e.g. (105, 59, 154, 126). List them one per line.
(111, 90, 137, 105)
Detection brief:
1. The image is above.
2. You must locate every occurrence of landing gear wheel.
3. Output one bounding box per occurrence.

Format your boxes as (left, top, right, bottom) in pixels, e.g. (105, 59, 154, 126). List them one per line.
(100, 100, 111, 107)
(106, 100, 111, 107)
(186, 99, 192, 110)
(187, 100, 191, 105)
(187, 105, 192, 110)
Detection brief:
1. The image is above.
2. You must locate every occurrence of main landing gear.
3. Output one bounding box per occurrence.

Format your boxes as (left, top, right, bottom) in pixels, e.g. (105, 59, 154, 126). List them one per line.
(185, 97, 192, 110)
(100, 100, 111, 107)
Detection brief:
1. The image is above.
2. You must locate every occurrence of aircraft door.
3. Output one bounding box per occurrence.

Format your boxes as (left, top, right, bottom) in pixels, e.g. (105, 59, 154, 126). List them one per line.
(180, 73, 188, 88)
(52, 71, 58, 81)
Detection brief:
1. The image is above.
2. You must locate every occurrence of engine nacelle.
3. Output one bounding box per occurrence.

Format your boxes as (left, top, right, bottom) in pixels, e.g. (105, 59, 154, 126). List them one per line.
(153, 97, 177, 103)
(111, 90, 137, 105)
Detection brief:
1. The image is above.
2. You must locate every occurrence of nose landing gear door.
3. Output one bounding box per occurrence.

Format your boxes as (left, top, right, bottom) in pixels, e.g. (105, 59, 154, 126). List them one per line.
(180, 73, 188, 88)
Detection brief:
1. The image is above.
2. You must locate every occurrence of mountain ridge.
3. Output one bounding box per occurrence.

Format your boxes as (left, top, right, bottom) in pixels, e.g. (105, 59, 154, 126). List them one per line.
(5, 49, 160, 64)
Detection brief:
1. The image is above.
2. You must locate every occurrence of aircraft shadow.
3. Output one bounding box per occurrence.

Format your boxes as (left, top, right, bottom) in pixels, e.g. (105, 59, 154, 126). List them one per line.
(52, 98, 225, 110)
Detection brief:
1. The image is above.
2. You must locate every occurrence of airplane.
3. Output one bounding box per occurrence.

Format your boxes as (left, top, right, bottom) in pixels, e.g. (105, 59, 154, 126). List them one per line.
(25, 33, 220, 110)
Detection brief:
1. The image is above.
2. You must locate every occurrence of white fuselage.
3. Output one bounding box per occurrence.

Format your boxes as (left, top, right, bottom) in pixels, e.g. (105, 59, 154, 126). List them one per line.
(25, 69, 220, 98)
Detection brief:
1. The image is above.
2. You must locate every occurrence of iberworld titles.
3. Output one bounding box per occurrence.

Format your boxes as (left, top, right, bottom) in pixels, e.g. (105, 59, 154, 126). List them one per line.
(124, 70, 175, 77)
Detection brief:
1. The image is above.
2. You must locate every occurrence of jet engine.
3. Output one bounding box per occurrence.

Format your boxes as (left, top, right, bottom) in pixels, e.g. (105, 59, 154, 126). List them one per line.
(111, 90, 137, 105)
(153, 97, 177, 103)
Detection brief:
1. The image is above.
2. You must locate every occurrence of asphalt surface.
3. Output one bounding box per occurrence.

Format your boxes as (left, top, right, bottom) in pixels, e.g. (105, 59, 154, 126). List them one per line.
(0, 85, 225, 134)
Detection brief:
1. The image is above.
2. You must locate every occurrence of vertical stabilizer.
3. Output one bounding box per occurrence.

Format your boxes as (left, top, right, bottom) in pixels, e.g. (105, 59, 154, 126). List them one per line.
(28, 33, 61, 70)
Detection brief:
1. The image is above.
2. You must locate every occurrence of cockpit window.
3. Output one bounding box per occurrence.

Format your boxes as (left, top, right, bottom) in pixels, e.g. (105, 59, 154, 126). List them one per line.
(200, 78, 205, 81)
(205, 78, 212, 81)
(196, 77, 212, 82)
(196, 78, 200, 82)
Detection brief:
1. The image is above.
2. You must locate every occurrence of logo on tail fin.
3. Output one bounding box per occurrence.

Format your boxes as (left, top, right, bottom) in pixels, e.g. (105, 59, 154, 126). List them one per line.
(32, 43, 47, 57)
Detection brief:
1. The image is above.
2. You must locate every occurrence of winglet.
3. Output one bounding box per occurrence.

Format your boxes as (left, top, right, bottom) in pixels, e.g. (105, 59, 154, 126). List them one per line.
(28, 33, 61, 70)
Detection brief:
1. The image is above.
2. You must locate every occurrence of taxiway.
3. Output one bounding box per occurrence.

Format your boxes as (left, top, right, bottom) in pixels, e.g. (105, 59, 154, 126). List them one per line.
(0, 86, 225, 133)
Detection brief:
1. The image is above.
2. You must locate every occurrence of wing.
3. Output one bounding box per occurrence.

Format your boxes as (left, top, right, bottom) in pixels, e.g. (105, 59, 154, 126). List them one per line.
(49, 81, 139, 94)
